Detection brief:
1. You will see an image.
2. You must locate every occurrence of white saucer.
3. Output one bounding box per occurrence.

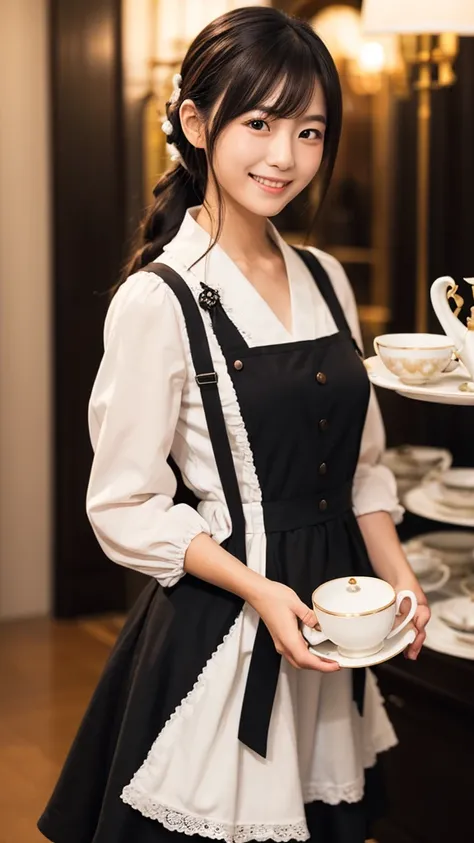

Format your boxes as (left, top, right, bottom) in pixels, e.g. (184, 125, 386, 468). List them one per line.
(404, 483, 474, 528)
(437, 596, 474, 633)
(422, 480, 474, 516)
(364, 356, 474, 406)
(425, 601, 474, 660)
(308, 625, 416, 668)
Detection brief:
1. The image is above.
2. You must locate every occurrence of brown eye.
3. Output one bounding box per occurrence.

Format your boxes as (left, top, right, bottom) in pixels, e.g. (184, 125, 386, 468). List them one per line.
(247, 119, 269, 131)
(300, 128, 324, 140)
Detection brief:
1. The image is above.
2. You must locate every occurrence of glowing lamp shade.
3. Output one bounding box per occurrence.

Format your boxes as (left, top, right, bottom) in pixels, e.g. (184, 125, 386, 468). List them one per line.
(361, 0, 474, 35)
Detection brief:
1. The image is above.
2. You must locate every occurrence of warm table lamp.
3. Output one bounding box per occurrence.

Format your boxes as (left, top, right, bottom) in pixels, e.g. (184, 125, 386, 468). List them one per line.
(361, 0, 474, 332)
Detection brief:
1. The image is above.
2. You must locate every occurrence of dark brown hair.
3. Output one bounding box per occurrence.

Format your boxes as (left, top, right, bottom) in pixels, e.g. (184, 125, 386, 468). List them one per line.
(122, 5, 342, 284)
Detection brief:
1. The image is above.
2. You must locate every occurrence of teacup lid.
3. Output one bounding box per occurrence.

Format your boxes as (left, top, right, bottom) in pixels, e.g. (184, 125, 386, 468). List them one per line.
(313, 576, 395, 617)
(439, 596, 474, 633)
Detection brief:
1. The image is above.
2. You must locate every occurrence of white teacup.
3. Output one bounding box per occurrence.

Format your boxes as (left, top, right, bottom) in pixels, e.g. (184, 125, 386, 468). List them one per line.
(374, 333, 455, 385)
(303, 576, 418, 659)
(406, 551, 450, 593)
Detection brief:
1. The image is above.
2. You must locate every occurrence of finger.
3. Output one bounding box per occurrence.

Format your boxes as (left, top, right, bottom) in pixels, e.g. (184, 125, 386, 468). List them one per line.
(290, 633, 340, 671)
(406, 629, 426, 660)
(299, 651, 341, 671)
(293, 602, 318, 628)
(398, 595, 413, 615)
(414, 605, 431, 630)
(414, 628, 426, 650)
(310, 654, 341, 671)
(284, 645, 340, 671)
(283, 652, 301, 669)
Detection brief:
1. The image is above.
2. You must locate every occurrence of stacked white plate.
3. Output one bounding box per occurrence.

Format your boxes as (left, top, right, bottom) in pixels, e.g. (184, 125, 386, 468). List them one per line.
(425, 596, 474, 660)
(404, 468, 474, 528)
(382, 445, 452, 499)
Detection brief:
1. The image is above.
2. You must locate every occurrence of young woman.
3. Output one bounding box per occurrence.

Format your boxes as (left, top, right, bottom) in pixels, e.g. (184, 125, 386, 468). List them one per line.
(38, 7, 430, 843)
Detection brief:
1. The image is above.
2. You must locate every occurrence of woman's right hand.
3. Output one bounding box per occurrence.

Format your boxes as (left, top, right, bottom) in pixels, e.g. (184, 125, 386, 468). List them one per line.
(250, 580, 341, 672)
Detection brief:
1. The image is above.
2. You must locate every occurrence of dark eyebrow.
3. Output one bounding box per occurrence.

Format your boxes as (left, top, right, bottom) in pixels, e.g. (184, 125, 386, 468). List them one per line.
(302, 113, 327, 125)
(255, 108, 327, 125)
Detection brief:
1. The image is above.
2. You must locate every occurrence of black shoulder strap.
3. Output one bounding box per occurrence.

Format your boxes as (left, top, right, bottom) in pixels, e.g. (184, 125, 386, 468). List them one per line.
(292, 246, 363, 356)
(142, 262, 247, 564)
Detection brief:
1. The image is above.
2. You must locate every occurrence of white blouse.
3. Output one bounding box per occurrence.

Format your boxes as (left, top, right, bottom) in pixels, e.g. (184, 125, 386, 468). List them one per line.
(86, 207, 402, 586)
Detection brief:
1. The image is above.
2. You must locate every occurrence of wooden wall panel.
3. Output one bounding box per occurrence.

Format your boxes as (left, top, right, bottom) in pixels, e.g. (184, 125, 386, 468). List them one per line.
(50, 0, 127, 616)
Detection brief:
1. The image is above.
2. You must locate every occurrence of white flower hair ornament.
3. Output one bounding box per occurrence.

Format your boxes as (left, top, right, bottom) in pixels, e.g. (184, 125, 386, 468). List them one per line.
(169, 73, 182, 105)
(161, 73, 186, 166)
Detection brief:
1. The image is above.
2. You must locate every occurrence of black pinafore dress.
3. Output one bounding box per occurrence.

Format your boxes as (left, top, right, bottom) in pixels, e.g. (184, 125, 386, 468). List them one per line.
(38, 249, 385, 843)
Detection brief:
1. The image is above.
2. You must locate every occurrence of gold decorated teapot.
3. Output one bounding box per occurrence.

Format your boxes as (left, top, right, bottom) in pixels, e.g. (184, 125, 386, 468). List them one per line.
(430, 276, 474, 384)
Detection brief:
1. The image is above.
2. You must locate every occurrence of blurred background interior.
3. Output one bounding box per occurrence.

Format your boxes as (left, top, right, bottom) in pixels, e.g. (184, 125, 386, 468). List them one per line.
(1, 1, 474, 842)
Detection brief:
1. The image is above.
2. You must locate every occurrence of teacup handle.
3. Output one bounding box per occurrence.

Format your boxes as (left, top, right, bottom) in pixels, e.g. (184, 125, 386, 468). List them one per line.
(429, 563, 450, 591)
(301, 623, 328, 647)
(461, 576, 474, 597)
(386, 590, 418, 639)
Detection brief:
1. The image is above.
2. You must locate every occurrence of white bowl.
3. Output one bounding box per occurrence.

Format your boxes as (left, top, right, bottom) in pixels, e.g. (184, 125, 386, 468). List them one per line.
(415, 531, 474, 572)
(439, 468, 474, 509)
(373, 333, 455, 385)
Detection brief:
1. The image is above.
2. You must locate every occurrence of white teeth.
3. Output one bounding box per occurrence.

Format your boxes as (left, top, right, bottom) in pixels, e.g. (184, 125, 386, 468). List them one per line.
(252, 175, 287, 188)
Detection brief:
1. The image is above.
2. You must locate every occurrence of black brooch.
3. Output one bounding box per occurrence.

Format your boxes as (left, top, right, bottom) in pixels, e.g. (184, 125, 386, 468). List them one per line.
(198, 283, 220, 311)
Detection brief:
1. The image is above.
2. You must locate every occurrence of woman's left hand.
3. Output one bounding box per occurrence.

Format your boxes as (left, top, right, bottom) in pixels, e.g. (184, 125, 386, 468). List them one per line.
(399, 588, 431, 660)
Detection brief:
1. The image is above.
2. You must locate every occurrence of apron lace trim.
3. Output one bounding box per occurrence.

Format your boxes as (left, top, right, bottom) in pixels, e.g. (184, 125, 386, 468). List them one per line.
(119, 797, 310, 843)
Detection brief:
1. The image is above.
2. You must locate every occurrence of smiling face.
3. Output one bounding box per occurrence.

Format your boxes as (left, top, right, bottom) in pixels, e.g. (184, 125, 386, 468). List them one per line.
(207, 81, 327, 218)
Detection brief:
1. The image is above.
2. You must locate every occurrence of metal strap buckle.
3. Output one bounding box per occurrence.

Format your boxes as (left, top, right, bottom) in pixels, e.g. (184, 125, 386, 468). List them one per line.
(195, 371, 218, 386)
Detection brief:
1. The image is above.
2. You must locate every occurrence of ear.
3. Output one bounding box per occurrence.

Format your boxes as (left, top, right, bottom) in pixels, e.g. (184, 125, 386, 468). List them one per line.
(179, 99, 206, 150)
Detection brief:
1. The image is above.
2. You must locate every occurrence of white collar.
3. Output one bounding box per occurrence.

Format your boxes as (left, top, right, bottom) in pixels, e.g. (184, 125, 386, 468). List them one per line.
(162, 206, 315, 342)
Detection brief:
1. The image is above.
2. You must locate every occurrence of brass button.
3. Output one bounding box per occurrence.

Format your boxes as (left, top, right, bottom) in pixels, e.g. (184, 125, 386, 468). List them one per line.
(234, 360, 244, 371)
(319, 418, 329, 432)
(319, 499, 328, 511)
(318, 462, 327, 475)
(316, 372, 327, 385)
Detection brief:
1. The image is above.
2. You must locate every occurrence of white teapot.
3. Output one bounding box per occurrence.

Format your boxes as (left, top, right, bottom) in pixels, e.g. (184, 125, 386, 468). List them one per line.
(430, 275, 474, 383)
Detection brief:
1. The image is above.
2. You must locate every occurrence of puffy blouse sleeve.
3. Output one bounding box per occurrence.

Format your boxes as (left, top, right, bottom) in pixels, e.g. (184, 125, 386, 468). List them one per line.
(86, 270, 211, 586)
(315, 251, 404, 525)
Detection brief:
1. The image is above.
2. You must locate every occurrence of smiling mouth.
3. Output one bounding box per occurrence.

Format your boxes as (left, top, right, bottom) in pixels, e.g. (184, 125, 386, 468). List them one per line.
(249, 174, 292, 188)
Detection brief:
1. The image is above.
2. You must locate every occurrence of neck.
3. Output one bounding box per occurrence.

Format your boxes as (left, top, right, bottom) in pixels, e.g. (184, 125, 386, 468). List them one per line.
(195, 187, 278, 264)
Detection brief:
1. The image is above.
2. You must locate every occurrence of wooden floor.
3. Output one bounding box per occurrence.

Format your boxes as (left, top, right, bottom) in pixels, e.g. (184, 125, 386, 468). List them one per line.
(0, 616, 115, 843)
(0, 616, 378, 843)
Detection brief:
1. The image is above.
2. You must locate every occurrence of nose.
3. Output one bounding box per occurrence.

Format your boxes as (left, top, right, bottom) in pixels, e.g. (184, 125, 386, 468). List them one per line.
(265, 130, 294, 171)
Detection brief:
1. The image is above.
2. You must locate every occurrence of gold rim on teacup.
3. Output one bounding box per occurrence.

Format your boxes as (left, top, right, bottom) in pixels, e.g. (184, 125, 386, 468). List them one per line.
(374, 340, 454, 352)
(311, 581, 396, 618)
